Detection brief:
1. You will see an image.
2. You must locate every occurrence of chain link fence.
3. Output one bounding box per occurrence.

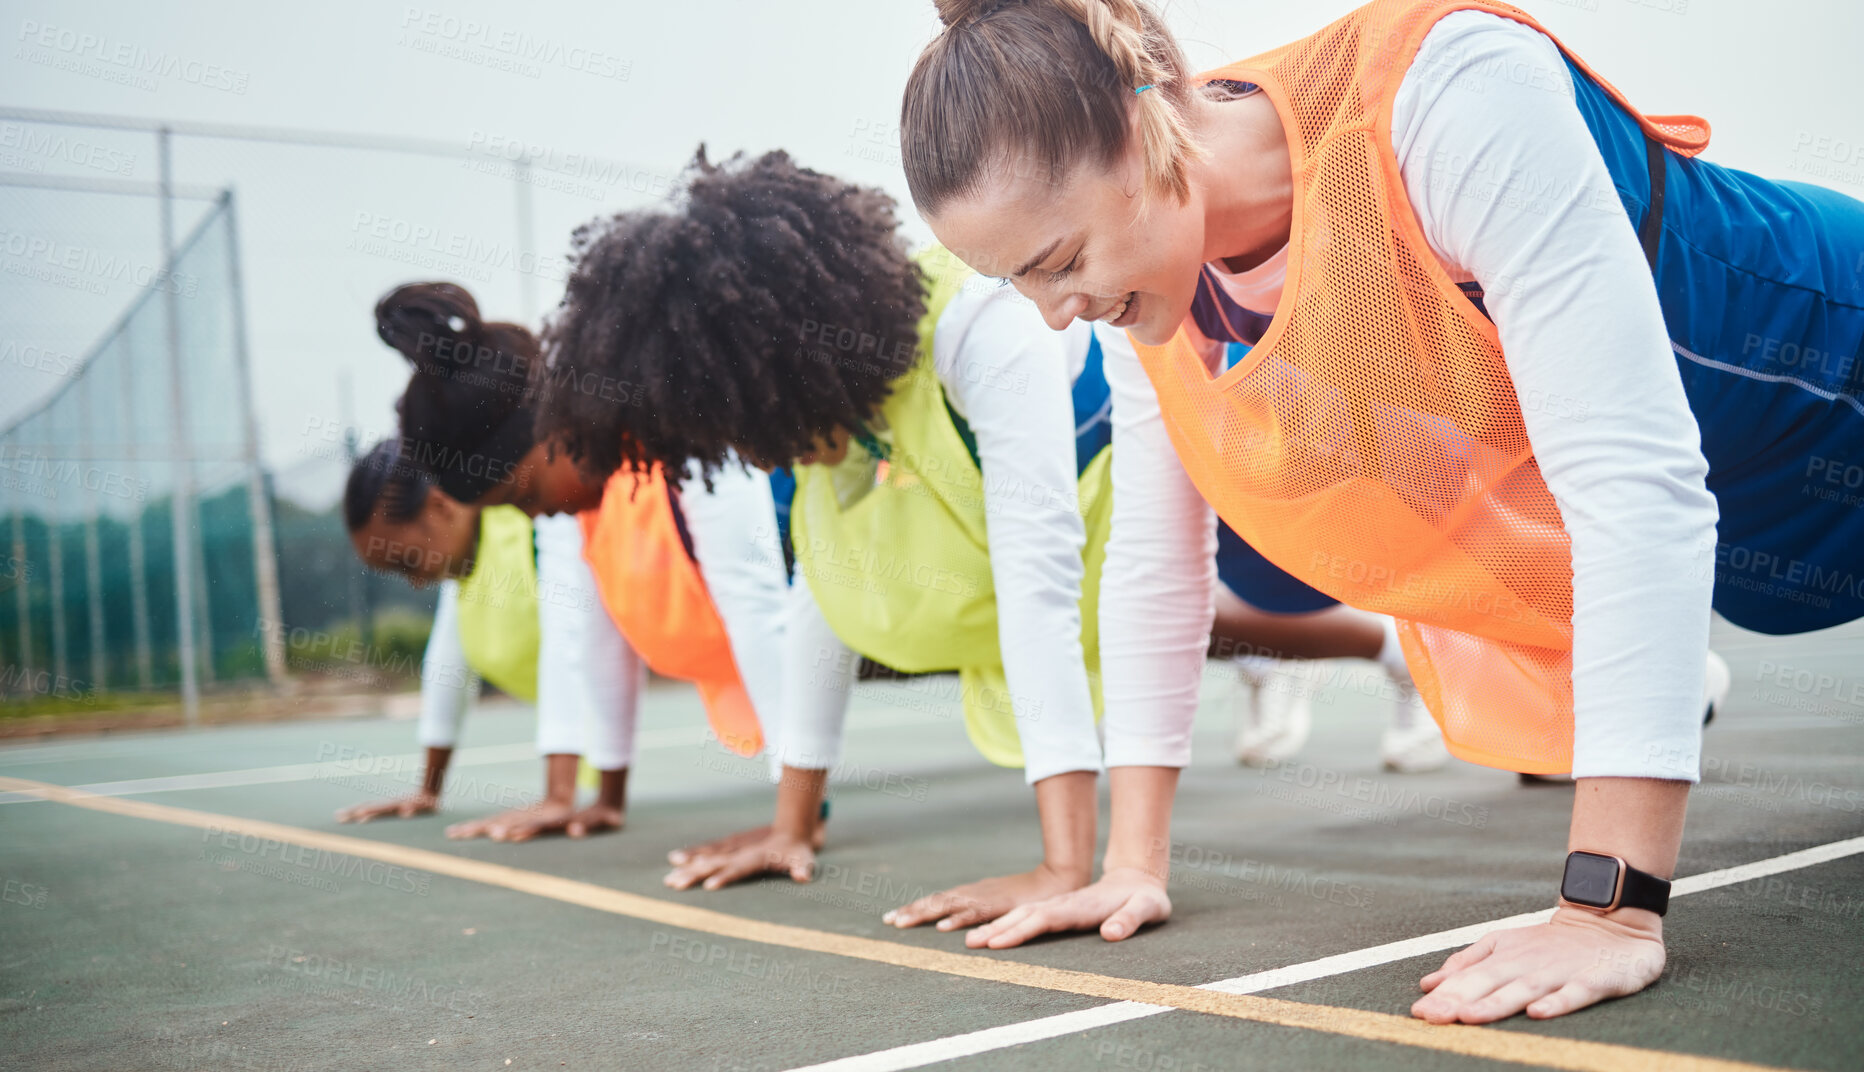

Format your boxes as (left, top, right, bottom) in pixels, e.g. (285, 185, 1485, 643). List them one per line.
(0, 190, 285, 712)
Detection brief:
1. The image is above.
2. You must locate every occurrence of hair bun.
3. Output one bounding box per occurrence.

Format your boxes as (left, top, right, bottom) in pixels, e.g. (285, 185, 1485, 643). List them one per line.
(935, 0, 1008, 28)
(375, 281, 484, 364)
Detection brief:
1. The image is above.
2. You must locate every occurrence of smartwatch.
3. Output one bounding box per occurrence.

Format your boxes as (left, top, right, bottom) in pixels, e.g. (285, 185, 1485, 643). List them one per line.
(1559, 851, 1671, 916)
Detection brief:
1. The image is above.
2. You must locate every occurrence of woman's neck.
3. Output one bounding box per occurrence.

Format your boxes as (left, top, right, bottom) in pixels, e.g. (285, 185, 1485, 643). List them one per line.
(1189, 89, 1294, 274)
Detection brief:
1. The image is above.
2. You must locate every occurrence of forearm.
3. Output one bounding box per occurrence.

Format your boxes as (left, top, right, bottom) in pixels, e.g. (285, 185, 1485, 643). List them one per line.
(420, 746, 453, 798)
(417, 580, 472, 748)
(772, 765, 829, 841)
(1103, 765, 1179, 880)
(541, 753, 580, 805)
(595, 766, 629, 811)
(1568, 776, 1689, 931)
(1031, 770, 1098, 883)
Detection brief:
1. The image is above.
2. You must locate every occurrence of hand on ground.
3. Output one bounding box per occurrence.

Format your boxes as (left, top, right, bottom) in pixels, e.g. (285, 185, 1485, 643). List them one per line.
(882, 864, 1092, 935)
(666, 822, 825, 867)
(444, 800, 578, 843)
(664, 827, 817, 891)
(565, 802, 624, 838)
(954, 866, 1170, 949)
(335, 791, 438, 823)
(1414, 907, 1665, 1023)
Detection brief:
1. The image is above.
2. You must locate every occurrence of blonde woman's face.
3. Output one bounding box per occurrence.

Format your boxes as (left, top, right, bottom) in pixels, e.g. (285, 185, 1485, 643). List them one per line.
(925, 139, 1209, 347)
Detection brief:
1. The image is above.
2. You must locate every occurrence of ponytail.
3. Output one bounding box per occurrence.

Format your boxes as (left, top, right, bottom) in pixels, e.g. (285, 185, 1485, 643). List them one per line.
(1051, 0, 1199, 204)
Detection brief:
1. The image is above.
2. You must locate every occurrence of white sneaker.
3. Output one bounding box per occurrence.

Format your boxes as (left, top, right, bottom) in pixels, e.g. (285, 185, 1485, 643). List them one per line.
(1232, 657, 1314, 767)
(1702, 649, 1730, 725)
(1380, 683, 1449, 773)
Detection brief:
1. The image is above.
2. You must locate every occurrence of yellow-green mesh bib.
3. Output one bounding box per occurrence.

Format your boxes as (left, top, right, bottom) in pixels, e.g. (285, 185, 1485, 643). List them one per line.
(790, 249, 1113, 767)
(455, 505, 540, 703)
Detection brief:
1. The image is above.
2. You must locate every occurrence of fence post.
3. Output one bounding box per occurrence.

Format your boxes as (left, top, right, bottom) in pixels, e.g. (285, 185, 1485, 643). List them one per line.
(82, 374, 107, 693)
(221, 190, 288, 687)
(44, 413, 68, 687)
(121, 332, 155, 691)
(158, 126, 202, 724)
(7, 460, 29, 686)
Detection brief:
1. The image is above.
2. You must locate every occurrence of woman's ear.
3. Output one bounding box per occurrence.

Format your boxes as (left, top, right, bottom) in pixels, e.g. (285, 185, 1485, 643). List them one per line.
(426, 488, 476, 525)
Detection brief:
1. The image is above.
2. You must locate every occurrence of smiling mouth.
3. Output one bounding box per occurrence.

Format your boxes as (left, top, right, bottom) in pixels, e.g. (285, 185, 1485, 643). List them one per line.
(1095, 292, 1136, 326)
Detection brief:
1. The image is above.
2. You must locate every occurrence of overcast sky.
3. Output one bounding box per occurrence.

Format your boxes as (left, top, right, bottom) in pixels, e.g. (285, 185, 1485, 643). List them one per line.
(3, 0, 1860, 507)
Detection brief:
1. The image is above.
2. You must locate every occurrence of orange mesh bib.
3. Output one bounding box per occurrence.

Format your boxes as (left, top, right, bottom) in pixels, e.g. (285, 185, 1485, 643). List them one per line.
(1132, 0, 1708, 772)
(578, 468, 762, 757)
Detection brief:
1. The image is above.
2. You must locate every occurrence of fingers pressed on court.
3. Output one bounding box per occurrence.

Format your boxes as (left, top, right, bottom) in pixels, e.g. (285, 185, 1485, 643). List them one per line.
(1412, 962, 1515, 1023)
(698, 849, 769, 889)
(964, 904, 1037, 948)
(566, 803, 623, 839)
(444, 818, 492, 840)
(886, 892, 958, 928)
(663, 859, 720, 890)
(495, 815, 571, 843)
(669, 823, 775, 866)
(1457, 975, 1569, 1024)
(984, 902, 1073, 949)
(1420, 933, 1498, 991)
(1100, 890, 1167, 942)
(933, 901, 992, 932)
(1526, 978, 1609, 1020)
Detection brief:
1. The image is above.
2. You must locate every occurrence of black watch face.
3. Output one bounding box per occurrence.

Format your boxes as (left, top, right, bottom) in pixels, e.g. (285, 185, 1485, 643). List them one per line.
(1562, 852, 1621, 908)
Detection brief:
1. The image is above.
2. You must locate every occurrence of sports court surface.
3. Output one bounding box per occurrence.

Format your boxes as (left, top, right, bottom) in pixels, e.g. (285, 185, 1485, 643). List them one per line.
(3, 616, 1860, 1071)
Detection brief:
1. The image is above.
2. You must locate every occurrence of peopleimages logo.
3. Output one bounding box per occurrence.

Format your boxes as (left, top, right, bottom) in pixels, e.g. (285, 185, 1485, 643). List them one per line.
(0, 229, 199, 297)
(0, 122, 137, 176)
(198, 826, 432, 895)
(0, 450, 147, 505)
(0, 664, 97, 703)
(397, 8, 631, 81)
(348, 212, 570, 284)
(14, 19, 251, 94)
(0, 340, 78, 378)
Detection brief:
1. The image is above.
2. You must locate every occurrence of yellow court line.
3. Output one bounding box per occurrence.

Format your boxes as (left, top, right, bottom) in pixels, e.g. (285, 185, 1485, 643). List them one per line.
(2, 775, 1784, 1072)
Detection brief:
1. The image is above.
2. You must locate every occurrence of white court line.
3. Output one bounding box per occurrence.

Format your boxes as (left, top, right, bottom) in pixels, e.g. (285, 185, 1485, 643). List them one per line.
(0, 699, 531, 768)
(0, 727, 703, 804)
(787, 834, 1864, 1072)
(0, 740, 544, 805)
(0, 707, 956, 805)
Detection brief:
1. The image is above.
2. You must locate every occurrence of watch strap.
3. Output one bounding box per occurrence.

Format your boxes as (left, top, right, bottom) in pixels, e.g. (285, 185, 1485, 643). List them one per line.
(1618, 861, 1671, 917)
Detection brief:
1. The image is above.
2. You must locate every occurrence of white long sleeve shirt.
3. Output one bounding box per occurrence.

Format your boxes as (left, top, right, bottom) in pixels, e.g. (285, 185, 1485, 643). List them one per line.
(678, 458, 855, 769)
(932, 286, 1109, 784)
(415, 579, 477, 749)
(533, 512, 642, 770)
(415, 515, 643, 770)
(1099, 10, 1717, 780)
(766, 287, 1114, 784)
(773, 571, 856, 772)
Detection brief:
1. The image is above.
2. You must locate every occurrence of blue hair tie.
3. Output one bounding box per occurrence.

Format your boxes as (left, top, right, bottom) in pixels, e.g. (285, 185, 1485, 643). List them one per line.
(1134, 84, 1155, 95)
